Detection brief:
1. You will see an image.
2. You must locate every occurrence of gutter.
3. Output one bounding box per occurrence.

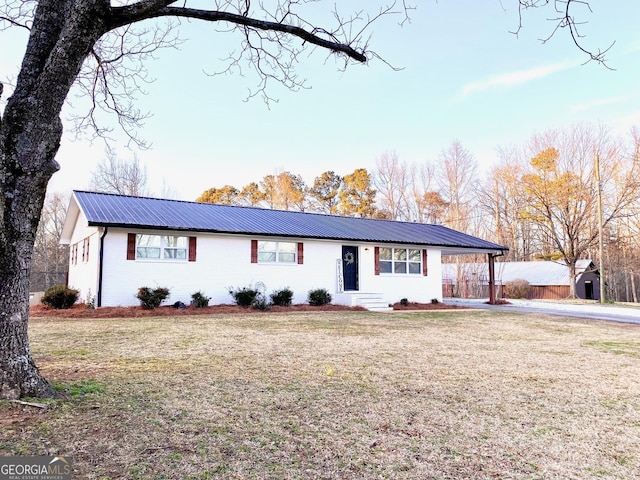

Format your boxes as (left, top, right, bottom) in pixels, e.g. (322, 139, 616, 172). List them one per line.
(97, 226, 108, 307)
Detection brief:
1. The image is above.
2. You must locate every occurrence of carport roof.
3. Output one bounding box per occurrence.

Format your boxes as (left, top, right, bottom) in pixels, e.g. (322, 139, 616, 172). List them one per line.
(63, 190, 508, 255)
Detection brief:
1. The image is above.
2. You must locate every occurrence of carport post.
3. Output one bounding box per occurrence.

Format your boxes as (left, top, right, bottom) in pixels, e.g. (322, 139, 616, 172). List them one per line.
(488, 253, 496, 305)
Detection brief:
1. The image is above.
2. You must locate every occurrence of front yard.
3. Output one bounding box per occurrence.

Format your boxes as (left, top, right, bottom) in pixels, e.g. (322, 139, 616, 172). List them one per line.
(2, 310, 640, 479)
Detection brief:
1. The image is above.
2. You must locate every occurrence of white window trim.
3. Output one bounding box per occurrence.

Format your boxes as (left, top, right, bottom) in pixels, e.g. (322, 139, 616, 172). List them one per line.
(136, 234, 188, 261)
(257, 240, 297, 264)
(379, 247, 422, 275)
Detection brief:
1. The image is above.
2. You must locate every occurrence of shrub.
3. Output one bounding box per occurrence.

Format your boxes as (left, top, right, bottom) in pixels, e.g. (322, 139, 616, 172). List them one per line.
(308, 288, 332, 306)
(191, 291, 210, 308)
(228, 286, 260, 308)
(270, 287, 294, 307)
(431, 298, 440, 304)
(400, 298, 409, 306)
(85, 289, 96, 309)
(503, 279, 531, 299)
(136, 287, 170, 309)
(252, 295, 271, 311)
(228, 285, 272, 309)
(41, 285, 79, 309)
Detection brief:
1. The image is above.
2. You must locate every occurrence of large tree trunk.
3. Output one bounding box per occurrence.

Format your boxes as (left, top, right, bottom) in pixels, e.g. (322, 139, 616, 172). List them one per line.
(0, 191, 56, 399)
(567, 262, 577, 299)
(0, 0, 372, 399)
(0, 0, 108, 399)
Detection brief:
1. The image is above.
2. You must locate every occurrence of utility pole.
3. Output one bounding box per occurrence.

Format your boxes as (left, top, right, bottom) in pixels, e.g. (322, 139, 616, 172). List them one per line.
(595, 154, 606, 303)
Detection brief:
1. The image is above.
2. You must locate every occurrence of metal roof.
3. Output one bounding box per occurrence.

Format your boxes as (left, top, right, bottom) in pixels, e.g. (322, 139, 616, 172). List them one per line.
(66, 190, 508, 254)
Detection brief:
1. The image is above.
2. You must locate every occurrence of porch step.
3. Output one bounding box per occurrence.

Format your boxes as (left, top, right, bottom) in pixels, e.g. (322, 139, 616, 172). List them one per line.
(353, 293, 394, 312)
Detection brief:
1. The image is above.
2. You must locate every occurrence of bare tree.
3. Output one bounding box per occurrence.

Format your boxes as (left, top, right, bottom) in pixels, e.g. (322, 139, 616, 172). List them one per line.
(410, 162, 440, 223)
(31, 192, 70, 291)
(513, 0, 615, 67)
(0, 0, 400, 399)
(435, 140, 480, 233)
(521, 124, 640, 297)
(0, 0, 621, 399)
(597, 128, 640, 302)
(89, 151, 148, 196)
(373, 150, 412, 221)
(480, 147, 534, 261)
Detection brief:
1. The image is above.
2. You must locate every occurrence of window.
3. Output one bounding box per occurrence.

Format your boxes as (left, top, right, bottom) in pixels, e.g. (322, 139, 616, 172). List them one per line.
(378, 247, 423, 275)
(257, 241, 297, 263)
(162, 236, 187, 259)
(82, 237, 90, 263)
(134, 234, 187, 260)
(136, 234, 161, 259)
(71, 244, 78, 265)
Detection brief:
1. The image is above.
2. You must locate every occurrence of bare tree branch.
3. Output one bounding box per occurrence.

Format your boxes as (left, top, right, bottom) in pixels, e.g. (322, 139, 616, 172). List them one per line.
(513, 0, 615, 68)
(69, 20, 180, 147)
(0, 0, 35, 31)
(111, 4, 367, 62)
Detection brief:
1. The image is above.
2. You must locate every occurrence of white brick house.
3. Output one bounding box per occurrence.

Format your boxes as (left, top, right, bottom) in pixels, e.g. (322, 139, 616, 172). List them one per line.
(60, 191, 508, 310)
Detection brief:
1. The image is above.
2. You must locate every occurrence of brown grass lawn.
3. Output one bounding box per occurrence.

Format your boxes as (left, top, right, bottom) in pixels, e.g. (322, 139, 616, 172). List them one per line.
(2, 310, 640, 479)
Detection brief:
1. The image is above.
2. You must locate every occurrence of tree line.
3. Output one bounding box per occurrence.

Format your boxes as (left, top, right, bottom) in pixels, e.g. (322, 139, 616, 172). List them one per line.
(0, 0, 618, 400)
(194, 123, 640, 301)
(34, 121, 640, 302)
(196, 168, 377, 218)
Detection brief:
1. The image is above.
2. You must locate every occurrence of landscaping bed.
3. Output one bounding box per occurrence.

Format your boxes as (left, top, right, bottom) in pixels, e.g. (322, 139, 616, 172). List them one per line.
(30, 300, 466, 318)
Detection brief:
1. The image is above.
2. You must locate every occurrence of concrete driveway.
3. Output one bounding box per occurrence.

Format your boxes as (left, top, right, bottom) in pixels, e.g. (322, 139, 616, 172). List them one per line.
(444, 298, 640, 325)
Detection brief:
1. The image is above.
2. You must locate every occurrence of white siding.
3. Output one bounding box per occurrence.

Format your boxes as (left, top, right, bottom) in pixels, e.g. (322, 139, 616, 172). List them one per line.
(101, 230, 344, 306)
(357, 245, 443, 304)
(99, 230, 444, 307)
(65, 210, 101, 304)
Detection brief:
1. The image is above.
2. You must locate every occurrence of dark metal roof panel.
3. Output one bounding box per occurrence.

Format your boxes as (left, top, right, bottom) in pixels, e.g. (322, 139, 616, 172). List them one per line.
(73, 190, 507, 251)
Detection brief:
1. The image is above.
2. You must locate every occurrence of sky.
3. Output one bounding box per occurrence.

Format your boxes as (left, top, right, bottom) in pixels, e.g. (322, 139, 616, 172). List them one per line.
(2, 1, 639, 202)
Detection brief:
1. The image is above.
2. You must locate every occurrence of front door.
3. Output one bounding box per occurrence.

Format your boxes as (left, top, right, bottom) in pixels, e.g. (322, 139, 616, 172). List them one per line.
(342, 245, 359, 291)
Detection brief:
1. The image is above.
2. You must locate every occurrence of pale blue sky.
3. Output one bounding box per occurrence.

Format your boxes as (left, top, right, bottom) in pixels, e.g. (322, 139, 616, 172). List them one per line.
(2, 1, 639, 201)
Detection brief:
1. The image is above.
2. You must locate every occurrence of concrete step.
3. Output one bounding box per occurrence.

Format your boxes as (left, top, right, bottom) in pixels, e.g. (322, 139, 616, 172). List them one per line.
(353, 293, 394, 312)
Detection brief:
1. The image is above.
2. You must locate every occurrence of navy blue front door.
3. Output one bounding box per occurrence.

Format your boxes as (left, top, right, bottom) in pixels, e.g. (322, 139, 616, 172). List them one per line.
(342, 246, 359, 291)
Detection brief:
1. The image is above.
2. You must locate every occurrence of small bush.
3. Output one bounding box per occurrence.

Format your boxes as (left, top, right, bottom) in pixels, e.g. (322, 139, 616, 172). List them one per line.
(85, 289, 96, 309)
(191, 291, 210, 308)
(400, 298, 409, 306)
(431, 298, 440, 304)
(308, 288, 332, 306)
(228, 286, 260, 308)
(503, 279, 531, 299)
(41, 285, 79, 309)
(136, 287, 170, 309)
(252, 295, 271, 311)
(270, 287, 294, 307)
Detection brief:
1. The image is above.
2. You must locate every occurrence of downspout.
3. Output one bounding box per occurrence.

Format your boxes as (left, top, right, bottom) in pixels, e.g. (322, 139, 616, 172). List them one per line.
(97, 227, 108, 307)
